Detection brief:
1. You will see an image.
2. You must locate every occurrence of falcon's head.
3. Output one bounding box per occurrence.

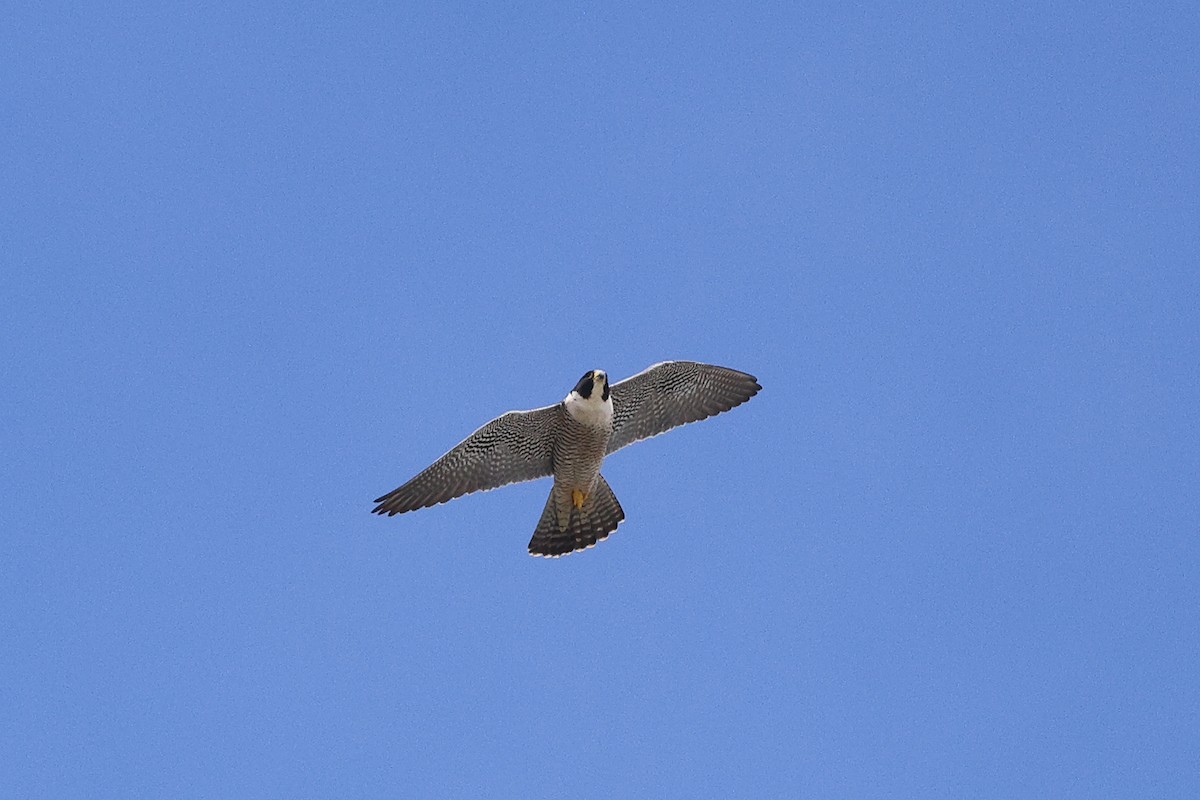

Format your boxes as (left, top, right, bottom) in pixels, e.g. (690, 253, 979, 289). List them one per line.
(570, 369, 610, 402)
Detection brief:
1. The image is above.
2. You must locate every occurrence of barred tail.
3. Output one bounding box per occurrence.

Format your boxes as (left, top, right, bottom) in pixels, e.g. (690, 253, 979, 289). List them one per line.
(528, 474, 625, 558)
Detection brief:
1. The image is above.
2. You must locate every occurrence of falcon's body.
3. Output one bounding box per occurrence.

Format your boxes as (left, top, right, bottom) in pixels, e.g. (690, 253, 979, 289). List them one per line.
(372, 361, 760, 557)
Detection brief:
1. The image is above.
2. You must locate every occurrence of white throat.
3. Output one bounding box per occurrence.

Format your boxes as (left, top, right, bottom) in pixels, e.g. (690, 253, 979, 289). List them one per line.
(564, 389, 613, 428)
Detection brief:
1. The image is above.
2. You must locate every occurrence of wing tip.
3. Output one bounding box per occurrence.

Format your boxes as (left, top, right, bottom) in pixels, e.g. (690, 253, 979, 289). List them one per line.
(372, 483, 510, 517)
(724, 373, 761, 409)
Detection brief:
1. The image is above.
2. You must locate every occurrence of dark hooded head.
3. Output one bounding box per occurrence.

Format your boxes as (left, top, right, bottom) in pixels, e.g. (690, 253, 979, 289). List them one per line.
(572, 369, 609, 401)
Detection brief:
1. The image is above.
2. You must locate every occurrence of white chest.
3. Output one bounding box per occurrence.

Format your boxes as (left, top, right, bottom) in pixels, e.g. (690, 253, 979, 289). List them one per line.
(563, 393, 614, 429)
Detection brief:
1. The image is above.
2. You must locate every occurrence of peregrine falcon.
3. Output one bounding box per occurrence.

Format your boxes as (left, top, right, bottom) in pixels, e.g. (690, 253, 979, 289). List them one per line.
(372, 361, 761, 557)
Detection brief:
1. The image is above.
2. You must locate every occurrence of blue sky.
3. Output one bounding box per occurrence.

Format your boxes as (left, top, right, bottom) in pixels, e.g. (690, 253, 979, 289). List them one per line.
(3, 2, 1198, 797)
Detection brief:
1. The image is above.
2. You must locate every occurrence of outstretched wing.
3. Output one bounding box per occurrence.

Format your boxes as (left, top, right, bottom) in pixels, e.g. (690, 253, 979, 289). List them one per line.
(373, 404, 560, 515)
(607, 361, 760, 454)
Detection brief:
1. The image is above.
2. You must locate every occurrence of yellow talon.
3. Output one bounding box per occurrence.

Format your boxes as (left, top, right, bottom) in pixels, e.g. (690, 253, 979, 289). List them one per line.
(572, 489, 587, 509)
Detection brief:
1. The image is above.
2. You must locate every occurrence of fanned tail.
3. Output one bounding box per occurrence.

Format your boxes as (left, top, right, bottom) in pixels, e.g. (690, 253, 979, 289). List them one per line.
(528, 474, 625, 557)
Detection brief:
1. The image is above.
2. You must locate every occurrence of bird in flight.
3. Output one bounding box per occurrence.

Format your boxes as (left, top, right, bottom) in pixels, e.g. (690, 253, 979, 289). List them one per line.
(372, 361, 760, 557)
